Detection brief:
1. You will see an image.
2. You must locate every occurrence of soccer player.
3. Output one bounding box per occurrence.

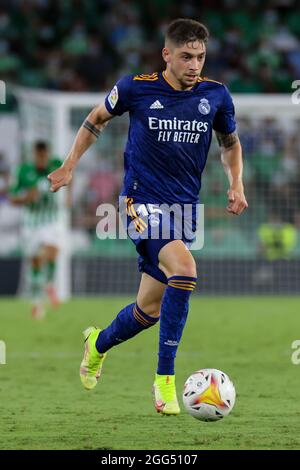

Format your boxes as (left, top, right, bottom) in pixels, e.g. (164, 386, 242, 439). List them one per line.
(10, 141, 62, 318)
(48, 19, 248, 415)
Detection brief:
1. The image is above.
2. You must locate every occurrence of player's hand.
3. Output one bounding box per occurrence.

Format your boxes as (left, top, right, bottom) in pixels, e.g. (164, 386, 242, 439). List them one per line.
(226, 183, 248, 215)
(48, 165, 72, 192)
(25, 187, 39, 203)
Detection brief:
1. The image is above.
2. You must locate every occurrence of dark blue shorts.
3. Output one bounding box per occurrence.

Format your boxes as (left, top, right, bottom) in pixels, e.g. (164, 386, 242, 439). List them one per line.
(121, 197, 198, 284)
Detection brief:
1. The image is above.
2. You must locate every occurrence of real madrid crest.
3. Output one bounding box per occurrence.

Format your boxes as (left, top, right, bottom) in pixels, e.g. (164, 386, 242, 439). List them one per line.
(198, 98, 210, 115)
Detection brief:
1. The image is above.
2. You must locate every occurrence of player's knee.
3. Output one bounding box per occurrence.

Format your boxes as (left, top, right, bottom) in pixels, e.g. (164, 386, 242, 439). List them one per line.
(31, 256, 43, 269)
(44, 245, 59, 261)
(170, 258, 197, 279)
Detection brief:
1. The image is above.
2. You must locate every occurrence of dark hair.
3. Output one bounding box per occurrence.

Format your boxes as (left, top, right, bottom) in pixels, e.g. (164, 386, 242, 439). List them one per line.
(34, 141, 48, 151)
(165, 18, 209, 47)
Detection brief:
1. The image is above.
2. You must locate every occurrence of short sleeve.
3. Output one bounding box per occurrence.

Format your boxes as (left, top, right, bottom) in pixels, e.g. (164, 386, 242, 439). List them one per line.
(50, 158, 63, 171)
(9, 165, 22, 195)
(212, 85, 236, 134)
(105, 75, 133, 116)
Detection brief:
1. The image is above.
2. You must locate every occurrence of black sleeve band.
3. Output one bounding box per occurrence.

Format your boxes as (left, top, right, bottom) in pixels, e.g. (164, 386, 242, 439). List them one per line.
(83, 120, 101, 138)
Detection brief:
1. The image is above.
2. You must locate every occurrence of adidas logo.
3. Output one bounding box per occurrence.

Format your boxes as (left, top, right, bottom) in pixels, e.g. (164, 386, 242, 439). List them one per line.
(150, 100, 164, 109)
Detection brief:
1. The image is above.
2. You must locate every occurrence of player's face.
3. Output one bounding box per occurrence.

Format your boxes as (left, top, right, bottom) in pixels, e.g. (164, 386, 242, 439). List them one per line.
(34, 149, 49, 170)
(163, 40, 206, 90)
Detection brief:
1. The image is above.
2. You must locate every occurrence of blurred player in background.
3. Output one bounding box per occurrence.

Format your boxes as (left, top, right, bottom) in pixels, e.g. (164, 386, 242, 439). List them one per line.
(48, 19, 248, 415)
(10, 141, 62, 318)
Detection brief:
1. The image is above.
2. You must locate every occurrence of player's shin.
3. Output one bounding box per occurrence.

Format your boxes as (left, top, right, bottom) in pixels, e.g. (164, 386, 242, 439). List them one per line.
(96, 302, 159, 353)
(30, 265, 46, 318)
(30, 265, 44, 300)
(45, 260, 59, 307)
(46, 260, 56, 283)
(157, 276, 197, 375)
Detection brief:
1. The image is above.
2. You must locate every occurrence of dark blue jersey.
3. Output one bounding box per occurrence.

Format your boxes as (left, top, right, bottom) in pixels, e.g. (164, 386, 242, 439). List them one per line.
(105, 71, 236, 204)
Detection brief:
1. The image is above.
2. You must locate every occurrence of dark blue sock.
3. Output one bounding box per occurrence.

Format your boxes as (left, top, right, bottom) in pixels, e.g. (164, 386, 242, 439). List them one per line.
(96, 302, 159, 354)
(157, 276, 197, 375)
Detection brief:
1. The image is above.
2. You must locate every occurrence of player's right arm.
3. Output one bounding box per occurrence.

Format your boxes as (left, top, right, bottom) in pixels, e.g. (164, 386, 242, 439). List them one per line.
(9, 164, 39, 205)
(9, 187, 39, 205)
(48, 103, 114, 193)
(48, 75, 133, 193)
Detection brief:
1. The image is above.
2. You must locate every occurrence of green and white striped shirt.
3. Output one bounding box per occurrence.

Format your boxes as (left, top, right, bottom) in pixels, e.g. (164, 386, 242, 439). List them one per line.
(10, 159, 62, 228)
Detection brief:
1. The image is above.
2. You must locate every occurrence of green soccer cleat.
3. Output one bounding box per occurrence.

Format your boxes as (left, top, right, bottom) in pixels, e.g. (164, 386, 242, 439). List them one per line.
(80, 326, 107, 390)
(152, 374, 180, 415)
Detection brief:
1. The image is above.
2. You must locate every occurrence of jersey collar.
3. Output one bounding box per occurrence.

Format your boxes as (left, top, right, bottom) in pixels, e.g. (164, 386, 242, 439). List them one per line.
(161, 71, 202, 92)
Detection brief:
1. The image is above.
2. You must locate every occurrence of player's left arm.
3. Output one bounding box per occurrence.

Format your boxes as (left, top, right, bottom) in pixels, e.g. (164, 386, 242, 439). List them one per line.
(216, 130, 248, 216)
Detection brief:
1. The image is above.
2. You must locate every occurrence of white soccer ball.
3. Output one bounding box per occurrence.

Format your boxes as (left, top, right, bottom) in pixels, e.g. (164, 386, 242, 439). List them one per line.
(183, 368, 236, 422)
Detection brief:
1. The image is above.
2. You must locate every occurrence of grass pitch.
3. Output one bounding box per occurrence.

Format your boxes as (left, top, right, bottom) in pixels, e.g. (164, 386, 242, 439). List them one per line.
(0, 296, 300, 450)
